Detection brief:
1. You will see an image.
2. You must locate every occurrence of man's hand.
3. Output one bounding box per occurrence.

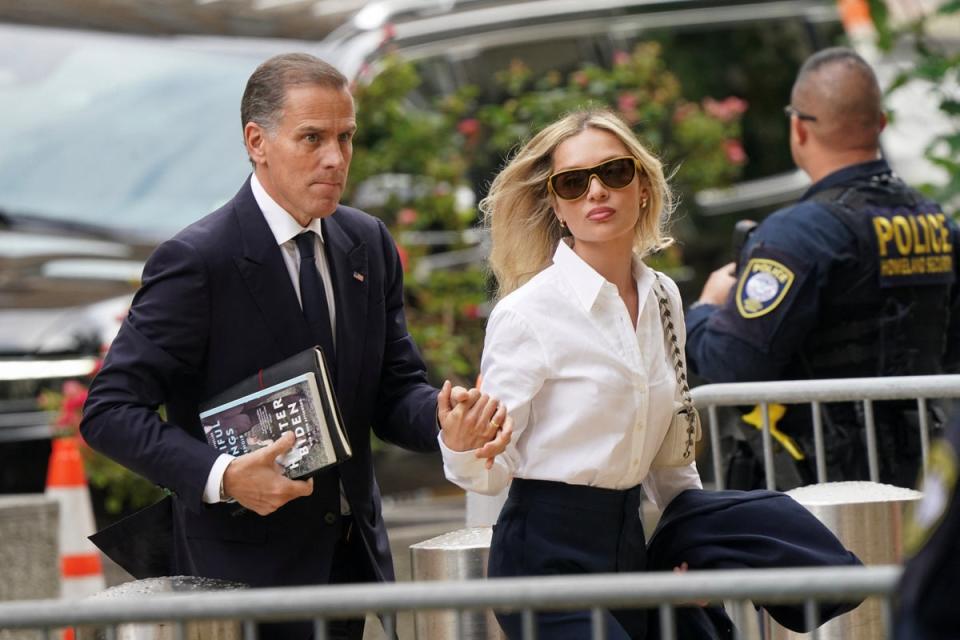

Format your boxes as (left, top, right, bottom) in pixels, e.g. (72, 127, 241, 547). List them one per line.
(698, 262, 737, 306)
(222, 431, 314, 516)
(437, 380, 513, 469)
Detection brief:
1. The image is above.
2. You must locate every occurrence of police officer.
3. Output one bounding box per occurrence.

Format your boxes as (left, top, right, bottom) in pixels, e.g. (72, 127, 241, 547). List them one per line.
(685, 47, 960, 489)
(896, 405, 960, 639)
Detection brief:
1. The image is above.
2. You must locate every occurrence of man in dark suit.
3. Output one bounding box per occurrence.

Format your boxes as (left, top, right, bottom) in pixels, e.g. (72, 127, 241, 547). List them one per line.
(80, 53, 509, 639)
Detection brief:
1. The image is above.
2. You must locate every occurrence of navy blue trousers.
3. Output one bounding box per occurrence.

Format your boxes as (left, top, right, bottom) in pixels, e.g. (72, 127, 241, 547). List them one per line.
(488, 478, 648, 639)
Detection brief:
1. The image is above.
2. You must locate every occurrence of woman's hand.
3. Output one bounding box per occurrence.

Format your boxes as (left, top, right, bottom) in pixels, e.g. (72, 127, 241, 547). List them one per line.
(437, 380, 513, 469)
(673, 562, 710, 607)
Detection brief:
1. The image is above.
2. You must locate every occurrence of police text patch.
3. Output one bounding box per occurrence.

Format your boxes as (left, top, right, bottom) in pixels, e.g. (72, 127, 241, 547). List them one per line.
(869, 205, 955, 287)
(736, 259, 795, 319)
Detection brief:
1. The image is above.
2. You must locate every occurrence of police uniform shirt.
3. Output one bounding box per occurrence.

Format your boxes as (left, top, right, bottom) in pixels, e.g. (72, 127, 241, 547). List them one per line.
(685, 159, 960, 385)
(439, 239, 702, 510)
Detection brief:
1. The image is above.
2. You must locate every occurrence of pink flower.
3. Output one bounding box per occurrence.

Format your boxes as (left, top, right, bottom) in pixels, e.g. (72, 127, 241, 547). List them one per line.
(396, 243, 409, 272)
(457, 118, 480, 142)
(572, 71, 590, 88)
(397, 208, 418, 226)
(381, 23, 396, 43)
(672, 103, 697, 124)
(704, 96, 749, 122)
(726, 96, 748, 114)
(613, 50, 631, 66)
(62, 381, 89, 414)
(462, 303, 480, 320)
(617, 93, 639, 124)
(617, 93, 638, 113)
(723, 139, 748, 165)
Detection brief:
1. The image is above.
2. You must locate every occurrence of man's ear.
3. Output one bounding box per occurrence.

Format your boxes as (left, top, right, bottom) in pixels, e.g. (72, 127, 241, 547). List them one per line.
(793, 116, 809, 147)
(244, 122, 267, 165)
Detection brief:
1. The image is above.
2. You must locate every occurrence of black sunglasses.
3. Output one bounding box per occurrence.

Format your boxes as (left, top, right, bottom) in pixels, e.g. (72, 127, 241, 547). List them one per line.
(547, 156, 640, 201)
(784, 105, 818, 122)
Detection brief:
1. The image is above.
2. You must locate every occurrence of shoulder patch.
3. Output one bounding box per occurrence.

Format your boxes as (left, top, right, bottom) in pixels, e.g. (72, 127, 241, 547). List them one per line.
(735, 258, 795, 319)
(905, 438, 958, 556)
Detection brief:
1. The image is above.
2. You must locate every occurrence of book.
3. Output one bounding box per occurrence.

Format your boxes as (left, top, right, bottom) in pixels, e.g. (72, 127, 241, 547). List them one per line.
(198, 346, 351, 479)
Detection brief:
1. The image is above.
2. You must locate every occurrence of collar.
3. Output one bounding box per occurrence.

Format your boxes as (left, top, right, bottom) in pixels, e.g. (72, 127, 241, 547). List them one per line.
(250, 173, 325, 246)
(551, 239, 652, 312)
(800, 159, 891, 202)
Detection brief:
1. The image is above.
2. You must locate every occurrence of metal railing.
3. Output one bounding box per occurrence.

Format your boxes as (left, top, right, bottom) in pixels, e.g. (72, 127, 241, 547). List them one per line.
(691, 374, 960, 491)
(0, 565, 899, 640)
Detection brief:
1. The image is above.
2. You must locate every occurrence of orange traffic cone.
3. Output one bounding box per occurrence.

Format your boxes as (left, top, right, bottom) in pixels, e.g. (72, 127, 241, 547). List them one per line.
(46, 436, 106, 599)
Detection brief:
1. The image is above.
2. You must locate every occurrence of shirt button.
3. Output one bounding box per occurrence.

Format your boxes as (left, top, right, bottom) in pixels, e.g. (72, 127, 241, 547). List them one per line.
(324, 512, 338, 525)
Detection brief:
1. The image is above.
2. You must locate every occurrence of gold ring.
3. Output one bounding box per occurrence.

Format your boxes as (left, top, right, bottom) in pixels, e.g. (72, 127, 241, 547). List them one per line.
(489, 419, 500, 430)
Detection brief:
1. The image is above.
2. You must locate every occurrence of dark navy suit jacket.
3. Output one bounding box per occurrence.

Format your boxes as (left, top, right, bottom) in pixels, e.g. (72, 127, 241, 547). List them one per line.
(648, 489, 863, 637)
(81, 178, 440, 590)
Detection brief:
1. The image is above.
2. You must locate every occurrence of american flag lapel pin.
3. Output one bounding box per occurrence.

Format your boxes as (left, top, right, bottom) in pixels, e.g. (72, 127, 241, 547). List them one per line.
(353, 271, 365, 282)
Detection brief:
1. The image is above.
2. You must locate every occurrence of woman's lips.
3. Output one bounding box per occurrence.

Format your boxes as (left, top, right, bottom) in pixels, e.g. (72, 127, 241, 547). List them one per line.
(586, 207, 615, 221)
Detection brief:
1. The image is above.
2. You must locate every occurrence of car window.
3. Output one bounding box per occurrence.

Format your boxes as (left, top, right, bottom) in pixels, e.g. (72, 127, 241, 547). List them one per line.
(0, 26, 265, 240)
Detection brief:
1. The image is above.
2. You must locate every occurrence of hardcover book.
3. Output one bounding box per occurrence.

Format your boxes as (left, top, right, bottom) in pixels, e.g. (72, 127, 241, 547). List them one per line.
(198, 346, 351, 478)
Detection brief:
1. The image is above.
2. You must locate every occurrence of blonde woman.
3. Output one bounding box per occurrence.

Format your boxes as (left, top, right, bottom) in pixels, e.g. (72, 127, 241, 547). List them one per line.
(439, 109, 702, 639)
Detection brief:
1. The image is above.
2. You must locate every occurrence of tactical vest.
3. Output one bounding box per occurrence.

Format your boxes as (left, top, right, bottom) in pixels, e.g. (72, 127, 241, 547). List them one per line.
(784, 171, 955, 487)
(802, 170, 954, 379)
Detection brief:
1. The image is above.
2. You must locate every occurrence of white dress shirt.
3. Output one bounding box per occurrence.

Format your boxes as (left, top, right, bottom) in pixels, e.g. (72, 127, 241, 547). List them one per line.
(440, 240, 702, 510)
(202, 173, 340, 505)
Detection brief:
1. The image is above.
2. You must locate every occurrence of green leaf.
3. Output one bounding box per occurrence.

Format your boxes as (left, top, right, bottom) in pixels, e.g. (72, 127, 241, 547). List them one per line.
(939, 99, 960, 116)
(938, 1, 960, 15)
(867, 0, 894, 51)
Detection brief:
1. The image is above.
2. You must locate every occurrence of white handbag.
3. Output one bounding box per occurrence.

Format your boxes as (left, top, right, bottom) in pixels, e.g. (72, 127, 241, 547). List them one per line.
(651, 274, 702, 468)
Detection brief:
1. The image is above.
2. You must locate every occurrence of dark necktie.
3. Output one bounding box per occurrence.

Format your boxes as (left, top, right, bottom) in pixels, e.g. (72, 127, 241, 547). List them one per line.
(294, 231, 336, 364)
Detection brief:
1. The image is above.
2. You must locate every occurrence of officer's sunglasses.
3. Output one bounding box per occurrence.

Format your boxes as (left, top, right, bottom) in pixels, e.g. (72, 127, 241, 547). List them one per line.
(783, 105, 818, 122)
(547, 156, 641, 201)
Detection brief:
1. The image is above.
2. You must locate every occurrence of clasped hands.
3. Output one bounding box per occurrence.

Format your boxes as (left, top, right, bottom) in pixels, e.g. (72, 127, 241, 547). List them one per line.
(222, 380, 513, 515)
(437, 379, 513, 469)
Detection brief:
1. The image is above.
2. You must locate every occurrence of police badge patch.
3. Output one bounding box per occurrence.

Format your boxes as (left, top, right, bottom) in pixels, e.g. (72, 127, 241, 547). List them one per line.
(904, 438, 958, 556)
(736, 258, 795, 318)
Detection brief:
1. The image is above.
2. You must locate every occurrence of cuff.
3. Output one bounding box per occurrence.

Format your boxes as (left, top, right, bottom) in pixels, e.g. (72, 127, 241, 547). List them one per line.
(203, 454, 235, 504)
(685, 302, 716, 329)
(437, 431, 488, 484)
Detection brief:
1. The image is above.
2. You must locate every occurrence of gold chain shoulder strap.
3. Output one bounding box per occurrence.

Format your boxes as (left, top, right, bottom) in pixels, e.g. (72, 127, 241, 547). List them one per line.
(653, 272, 698, 459)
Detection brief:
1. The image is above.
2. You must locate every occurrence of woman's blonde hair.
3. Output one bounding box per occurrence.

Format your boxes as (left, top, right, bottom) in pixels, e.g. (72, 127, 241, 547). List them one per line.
(480, 108, 674, 299)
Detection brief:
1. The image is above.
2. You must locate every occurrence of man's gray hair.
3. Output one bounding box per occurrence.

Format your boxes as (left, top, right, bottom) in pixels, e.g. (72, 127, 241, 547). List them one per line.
(241, 53, 348, 133)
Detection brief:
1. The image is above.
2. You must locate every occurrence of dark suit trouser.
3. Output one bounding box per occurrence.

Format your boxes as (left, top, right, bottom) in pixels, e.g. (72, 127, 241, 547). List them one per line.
(488, 478, 647, 639)
(259, 516, 368, 640)
(327, 517, 369, 640)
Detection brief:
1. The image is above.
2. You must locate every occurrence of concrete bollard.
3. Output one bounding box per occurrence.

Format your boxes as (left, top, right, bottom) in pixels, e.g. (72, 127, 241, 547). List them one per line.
(0, 494, 60, 640)
(73, 576, 246, 640)
(766, 481, 922, 639)
(0, 494, 60, 602)
(410, 527, 504, 639)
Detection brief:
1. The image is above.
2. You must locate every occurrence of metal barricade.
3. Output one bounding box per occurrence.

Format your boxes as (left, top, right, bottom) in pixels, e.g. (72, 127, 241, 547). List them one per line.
(691, 374, 960, 491)
(465, 375, 960, 528)
(0, 566, 899, 640)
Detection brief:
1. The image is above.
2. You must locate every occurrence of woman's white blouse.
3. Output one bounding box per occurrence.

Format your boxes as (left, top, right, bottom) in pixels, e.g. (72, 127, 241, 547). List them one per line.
(440, 240, 702, 510)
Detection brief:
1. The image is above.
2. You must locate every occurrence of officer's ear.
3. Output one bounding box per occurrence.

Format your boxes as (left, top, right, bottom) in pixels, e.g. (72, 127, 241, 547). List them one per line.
(792, 116, 810, 147)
